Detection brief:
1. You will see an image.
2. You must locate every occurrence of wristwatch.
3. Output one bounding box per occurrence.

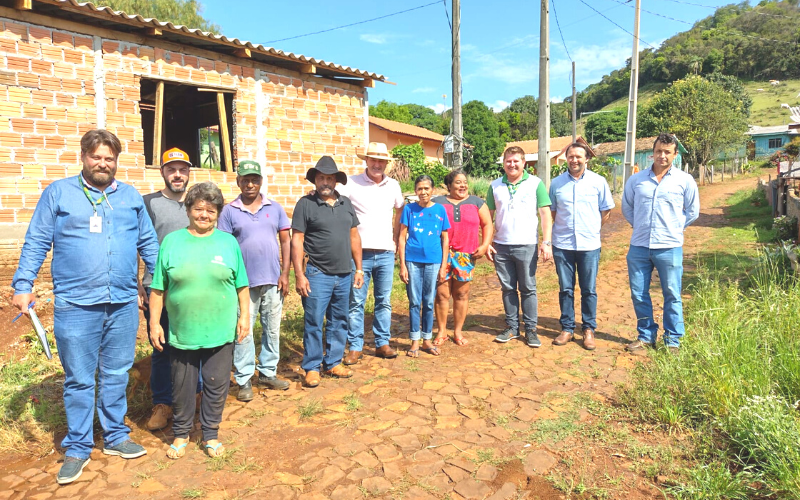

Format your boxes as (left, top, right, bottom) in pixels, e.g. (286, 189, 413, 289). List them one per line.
(541, 240, 551, 246)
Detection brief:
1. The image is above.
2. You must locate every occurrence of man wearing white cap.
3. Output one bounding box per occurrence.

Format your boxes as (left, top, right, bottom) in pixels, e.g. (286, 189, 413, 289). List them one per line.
(339, 142, 404, 364)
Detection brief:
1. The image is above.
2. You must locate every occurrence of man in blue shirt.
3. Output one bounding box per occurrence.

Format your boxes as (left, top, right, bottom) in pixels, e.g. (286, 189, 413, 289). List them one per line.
(549, 143, 614, 350)
(12, 129, 159, 485)
(622, 133, 700, 353)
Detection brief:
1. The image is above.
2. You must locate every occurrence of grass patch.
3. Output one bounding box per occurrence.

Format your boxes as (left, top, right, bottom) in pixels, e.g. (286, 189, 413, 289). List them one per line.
(620, 187, 800, 498)
(297, 399, 323, 420)
(342, 392, 363, 412)
(181, 488, 205, 499)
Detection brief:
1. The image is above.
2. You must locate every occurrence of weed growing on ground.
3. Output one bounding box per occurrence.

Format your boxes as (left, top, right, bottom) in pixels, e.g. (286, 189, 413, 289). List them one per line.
(206, 447, 237, 471)
(181, 488, 205, 499)
(232, 456, 263, 473)
(297, 399, 323, 419)
(342, 392, 363, 412)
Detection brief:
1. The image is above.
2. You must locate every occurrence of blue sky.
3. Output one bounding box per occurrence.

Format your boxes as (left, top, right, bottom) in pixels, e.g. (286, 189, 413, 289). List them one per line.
(200, 0, 739, 113)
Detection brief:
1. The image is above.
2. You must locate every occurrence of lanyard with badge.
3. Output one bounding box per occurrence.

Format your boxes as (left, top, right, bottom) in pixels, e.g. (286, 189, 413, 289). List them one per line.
(79, 175, 113, 233)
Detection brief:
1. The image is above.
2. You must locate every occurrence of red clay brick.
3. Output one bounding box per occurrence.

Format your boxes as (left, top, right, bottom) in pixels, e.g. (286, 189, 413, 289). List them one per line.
(61, 79, 82, 93)
(58, 151, 78, 164)
(45, 106, 67, 121)
(14, 148, 35, 163)
(16, 209, 34, 222)
(74, 36, 92, 51)
(0, 194, 23, 209)
(21, 164, 44, 178)
(102, 41, 119, 54)
(30, 59, 53, 76)
(174, 67, 190, 80)
(0, 209, 15, 223)
(105, 111, 124, 126)
(6, 56, 30, 72)
(22, 105, 44, 119)
(55, 93, 74, 106)
(36, 150, 57, 163)
(52, 32, 73, 48)
(28, 27, 51, 44)
(76, 95, 94, 108)
(138, 47, 154, 61)
(0, 101, 21, 117)
(16, 73, 39, 88)
(45, 136, 66, 149)
(3, 22, 27, 40)
(53, 63, 75, 79)
(35, 120, 56, 135)
(63, 49, 84, 65)
(0, 162, 21, 176)
(24, 194, 41, 208)
(39, 76, 61, 91)
(17, 40, 40, 58)
(10, 118, 34, 133)
(182, 55, 198, 68)
(40, 44, 63, 62)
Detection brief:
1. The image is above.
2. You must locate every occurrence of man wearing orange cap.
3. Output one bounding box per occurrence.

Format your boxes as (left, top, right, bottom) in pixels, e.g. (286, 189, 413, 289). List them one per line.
(139, 148, 197, 432)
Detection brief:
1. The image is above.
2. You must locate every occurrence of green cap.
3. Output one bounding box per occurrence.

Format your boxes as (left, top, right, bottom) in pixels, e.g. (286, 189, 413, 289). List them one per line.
(237, 160, 262, 177)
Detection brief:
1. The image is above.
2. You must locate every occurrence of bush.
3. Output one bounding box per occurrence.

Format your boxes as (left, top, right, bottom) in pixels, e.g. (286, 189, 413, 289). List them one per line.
(390, 143, 448, 188)
(773, 215, 798, 242)
(467, 176, 492, 199)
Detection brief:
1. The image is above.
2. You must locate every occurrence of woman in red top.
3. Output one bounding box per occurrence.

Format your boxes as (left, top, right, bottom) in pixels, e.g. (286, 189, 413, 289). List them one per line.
(432, 169, 493, 346)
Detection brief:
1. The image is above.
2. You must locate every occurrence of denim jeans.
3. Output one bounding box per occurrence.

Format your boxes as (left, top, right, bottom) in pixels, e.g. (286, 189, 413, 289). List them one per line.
(233, 285, 283, 384)
(53, 297, 139, 459)
(493, 243, 539, 332)
(348, 250, 395, 351)
(406, 261, 440, 340)
(553, 247, 601, 332)
(144, 287, 201, 404)
(301, 263, 351, 372)
(627, 245, 685, 347)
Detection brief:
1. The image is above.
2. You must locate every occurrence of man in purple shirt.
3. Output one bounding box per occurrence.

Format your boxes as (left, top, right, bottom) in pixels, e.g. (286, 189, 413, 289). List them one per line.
(218, 161, 292, 399)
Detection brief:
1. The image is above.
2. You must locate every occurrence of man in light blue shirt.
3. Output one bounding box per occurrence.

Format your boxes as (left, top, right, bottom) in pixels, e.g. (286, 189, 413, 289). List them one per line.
(549, 143, 614, 350)
(12, 130, 159, 484)
(622, 133, 700, 353)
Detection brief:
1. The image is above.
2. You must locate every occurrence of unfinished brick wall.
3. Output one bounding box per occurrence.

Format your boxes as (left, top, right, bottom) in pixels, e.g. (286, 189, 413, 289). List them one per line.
(0, 11, 369, 284)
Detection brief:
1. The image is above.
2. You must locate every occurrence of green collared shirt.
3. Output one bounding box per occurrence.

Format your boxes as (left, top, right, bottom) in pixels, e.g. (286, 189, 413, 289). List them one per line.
(486, 170, 550, 210)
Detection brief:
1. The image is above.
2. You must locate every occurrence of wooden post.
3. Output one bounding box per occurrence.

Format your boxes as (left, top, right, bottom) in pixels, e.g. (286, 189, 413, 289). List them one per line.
(152, 81, 164, 167)
(217, 92, 233, 172)
(722, 159, 725, 182)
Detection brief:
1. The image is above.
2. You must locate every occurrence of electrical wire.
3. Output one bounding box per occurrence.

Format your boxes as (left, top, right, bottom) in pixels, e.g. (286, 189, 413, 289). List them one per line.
(442, 0, 452, 31)
(551, 0, 572, 62)
(655, 0, 795, 19)
(576, 0, 656, 49)
(263, 1, 440, 44)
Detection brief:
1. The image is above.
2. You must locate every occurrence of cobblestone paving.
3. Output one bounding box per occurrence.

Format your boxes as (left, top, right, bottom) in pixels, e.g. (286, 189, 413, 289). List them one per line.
(0, 177, 755, 499)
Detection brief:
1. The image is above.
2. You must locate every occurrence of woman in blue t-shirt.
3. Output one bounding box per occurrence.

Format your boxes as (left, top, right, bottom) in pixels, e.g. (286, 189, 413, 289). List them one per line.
(398, 175, 450, 357)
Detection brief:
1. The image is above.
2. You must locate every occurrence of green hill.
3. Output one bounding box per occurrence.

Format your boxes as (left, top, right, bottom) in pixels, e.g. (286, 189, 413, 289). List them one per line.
(743, 79, 800, 126)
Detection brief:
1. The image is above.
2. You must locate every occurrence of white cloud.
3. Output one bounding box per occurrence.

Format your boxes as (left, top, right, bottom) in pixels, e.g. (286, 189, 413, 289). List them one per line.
(550, 37, 632, 88)
(428, 103, 451, 114)
(551, 96, 564, 104)
(412, 87, 436, 94)
(360, 34, 388, 44)
(489, 100, 509, 112)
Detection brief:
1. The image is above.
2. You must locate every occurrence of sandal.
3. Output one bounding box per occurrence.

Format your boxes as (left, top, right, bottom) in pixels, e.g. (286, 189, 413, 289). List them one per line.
(406, 349, 420, 358)
(432, 336, 447, 346)
(453, 336, 468, 346)
(205, 441, 225, 457)
(420, 346, 441, 356)
(167, 440, 188, 460)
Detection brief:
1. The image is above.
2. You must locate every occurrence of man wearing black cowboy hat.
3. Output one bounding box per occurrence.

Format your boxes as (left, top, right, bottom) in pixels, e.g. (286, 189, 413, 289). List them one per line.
(291, 156, 364, 388)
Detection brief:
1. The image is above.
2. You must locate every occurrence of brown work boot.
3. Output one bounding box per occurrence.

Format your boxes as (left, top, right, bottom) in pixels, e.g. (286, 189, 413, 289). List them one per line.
(375, 345, 398, 359)
(322, 364, 353, 378)
(582, 328, 596, 351)
(343, 350, 363, 366)
(304, 370, 320, 388)
(146, 403, 172, 431)
(552, 330, 574, 346)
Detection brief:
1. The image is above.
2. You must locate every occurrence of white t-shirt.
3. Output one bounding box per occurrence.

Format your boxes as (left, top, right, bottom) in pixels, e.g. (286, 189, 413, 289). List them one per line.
(337, 171, 404, 251)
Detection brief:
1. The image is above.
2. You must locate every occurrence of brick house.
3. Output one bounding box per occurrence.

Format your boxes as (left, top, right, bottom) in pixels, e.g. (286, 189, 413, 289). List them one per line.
(368, 116, 444, 164)
(0, 0, 385, 282)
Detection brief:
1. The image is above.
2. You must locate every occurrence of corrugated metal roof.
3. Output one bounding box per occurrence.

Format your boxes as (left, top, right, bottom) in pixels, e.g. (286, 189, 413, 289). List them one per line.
(746, 125, 793, 136)
(32, 0, 386, 82)
(593, 137, 656, 156)
(369, 116, 444, 142)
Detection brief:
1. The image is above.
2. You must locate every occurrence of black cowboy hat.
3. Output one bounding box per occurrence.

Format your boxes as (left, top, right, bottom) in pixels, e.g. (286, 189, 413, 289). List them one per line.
(305, 156, 348, 185)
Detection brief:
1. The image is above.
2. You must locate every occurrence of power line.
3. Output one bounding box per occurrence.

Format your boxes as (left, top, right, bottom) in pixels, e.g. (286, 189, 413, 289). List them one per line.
(442, 0, 452, 31)
(263, 1, 441, 44)
(606, 0, 693, 26)
(551, 0, 572, 61)
(577, 0, 655, 49)
(655, 0, 795, 19)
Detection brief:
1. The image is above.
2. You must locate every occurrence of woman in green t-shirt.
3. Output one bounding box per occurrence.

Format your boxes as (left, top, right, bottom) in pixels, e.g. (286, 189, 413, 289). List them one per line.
(149, 182, 250, 460)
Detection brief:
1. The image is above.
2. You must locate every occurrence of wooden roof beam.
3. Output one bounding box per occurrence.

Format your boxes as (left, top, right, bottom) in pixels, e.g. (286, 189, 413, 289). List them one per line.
(233, 47, 251, 58)
(300, 63, 316, 74)
(14, 0, 33, 10)
(145, 27, 162, 36)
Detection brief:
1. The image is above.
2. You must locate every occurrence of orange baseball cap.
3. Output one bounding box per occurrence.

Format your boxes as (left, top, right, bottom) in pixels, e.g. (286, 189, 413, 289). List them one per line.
(161, 148, 192, 167)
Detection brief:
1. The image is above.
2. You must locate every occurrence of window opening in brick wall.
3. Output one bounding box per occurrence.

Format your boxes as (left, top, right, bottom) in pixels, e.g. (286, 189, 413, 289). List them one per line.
(769, 138, 783, 149)
(139, 78, 235, 170)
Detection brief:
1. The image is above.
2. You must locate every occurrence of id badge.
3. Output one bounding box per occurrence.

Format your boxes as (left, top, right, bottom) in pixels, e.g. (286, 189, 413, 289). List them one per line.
(90, 215, 102, 233)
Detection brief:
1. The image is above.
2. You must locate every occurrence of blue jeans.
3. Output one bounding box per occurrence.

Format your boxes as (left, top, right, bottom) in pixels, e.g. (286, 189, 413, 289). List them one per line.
(553, 247, 601, 332)
(301, 263, 351, 372)
(53, 297, 139, 459)
(493, 243, 539, 332)
(233, 285, 284, 384)
(627, 245, 685, 347)
(348, 250, 395, 351)
(144, 287, 200, 404)
(406, 261, 440, 340)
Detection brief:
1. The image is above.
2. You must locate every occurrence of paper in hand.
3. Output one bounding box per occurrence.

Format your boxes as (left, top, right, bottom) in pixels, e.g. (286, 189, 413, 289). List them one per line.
(29, 308, 52, 360)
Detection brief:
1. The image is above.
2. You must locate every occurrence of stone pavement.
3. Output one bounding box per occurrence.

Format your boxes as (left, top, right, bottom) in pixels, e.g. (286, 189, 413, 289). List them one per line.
(0, 176, 755, 499)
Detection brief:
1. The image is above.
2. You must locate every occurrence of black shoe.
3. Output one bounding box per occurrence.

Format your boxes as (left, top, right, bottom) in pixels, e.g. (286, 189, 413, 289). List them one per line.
(494, 328, 520, 343)
(257, 374, 290, 391)
(57, 457, 90, 485)
(237, 380, 254, 401)
(526, 330, 542, 348)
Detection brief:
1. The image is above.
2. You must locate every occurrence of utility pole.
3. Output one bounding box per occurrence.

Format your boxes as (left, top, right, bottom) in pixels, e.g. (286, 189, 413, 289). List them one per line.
(623, 0, 641, 185)
(451, 0, 463, 168)
(571, 61, 577, 142)
(538, 0, 551, 188)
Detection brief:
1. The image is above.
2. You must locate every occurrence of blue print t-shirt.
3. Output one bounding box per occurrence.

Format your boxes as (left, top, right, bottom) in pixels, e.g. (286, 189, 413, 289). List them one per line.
(401, 202, 451, 264)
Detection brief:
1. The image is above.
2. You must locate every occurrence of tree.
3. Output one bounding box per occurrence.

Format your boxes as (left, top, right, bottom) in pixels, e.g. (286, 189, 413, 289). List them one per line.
(462, 100, 504, 178)
(585, 108, 627, 144)
(638, 75, 748, 168)
(403, 104, 447, 134)
(96, 0, 220, 33)
(369, 100, 413, 124)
